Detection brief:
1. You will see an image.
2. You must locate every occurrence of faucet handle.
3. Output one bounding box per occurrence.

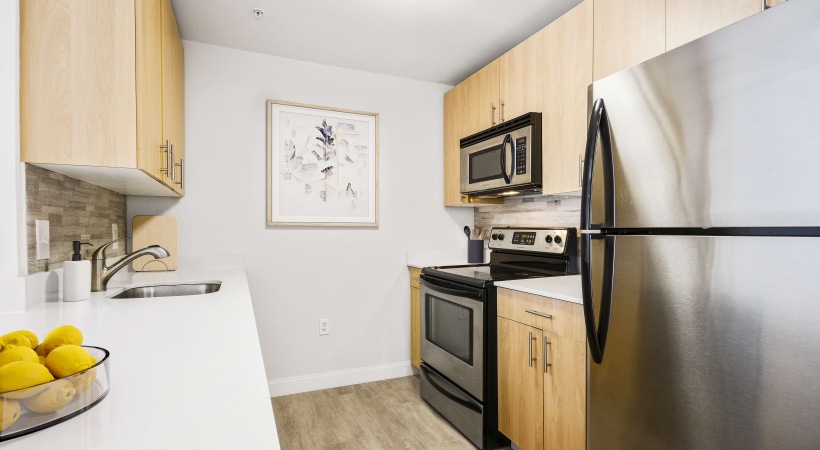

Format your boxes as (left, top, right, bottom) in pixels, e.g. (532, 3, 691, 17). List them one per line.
(92, 238, 130, 262)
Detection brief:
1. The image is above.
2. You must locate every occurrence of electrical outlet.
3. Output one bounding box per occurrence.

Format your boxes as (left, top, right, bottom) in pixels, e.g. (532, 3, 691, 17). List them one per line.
(112, 224, 119, 250)
(35, 220, 50, 260)
(319, 319, 330, 336)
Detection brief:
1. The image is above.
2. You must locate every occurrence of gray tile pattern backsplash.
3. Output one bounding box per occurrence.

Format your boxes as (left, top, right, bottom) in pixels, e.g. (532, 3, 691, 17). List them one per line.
(474, 195, 582, 233)
(26, 165, 126, 274)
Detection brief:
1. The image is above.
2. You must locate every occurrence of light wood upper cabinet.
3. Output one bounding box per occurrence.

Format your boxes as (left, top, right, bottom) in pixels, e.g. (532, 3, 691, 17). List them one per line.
(666, 0, 761, 50)
(541, 0, 593, 195)
(21, 0, 186, 197)
(593, 0, 666, 81)
(498, 316, 544, 450)
(21, 0, 138, 169)
(461, 60, 501, 138)
(161, 0, 185, 195)
(500, 32, 543, 122)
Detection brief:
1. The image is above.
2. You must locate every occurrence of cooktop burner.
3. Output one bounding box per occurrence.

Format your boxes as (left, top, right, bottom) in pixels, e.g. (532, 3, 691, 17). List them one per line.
(422, 227, 579, 288)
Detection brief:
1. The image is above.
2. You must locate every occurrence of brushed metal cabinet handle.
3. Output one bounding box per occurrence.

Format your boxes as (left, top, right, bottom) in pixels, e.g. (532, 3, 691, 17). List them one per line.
(500, 99, 505, 122)
(175, 158, 184, 190)
(160, 140, 171, 178)
(528, 331, 533, 367)
(491, 103, 497, 126)
(543, 338, 552, 373)
(579, 155, 585, 188)
(526, 309, 553, 319)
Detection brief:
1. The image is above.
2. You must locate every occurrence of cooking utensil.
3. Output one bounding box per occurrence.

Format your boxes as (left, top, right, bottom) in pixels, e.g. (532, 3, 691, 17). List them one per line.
(464, 226, 471, 240)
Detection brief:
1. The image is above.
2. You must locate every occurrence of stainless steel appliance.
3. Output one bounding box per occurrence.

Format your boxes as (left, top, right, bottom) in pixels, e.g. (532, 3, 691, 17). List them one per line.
(581, 1, 820, 448)
(420, 227, 577, 449)
(460, 113, 542, 197)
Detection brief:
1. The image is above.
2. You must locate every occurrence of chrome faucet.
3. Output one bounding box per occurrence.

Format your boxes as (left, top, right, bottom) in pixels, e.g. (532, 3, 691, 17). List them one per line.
(91, 239, 170, 292)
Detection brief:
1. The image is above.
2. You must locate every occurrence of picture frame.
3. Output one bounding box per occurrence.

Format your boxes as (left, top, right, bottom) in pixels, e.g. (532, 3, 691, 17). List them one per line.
(266, 99, 379, 227)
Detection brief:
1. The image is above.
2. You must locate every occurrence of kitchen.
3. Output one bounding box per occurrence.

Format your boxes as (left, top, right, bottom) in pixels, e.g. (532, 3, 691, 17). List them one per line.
(1, 0, 818, 449)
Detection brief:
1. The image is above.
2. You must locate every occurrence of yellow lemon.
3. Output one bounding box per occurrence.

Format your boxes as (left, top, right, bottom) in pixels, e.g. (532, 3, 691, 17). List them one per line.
(0, 399, 21, 431)
(38, 355, 47, 365)
(23, 379, 75, 413)
(45, 345, 96, 379)
(0, 345, 39, 368)
(0, 333, 32, 349)
(1, 331, 38, 349)
(35, 344, 46, 357)
(0, 361, 54, 399)
(41, 325, 83, 356)
(69, 367, 97, 394)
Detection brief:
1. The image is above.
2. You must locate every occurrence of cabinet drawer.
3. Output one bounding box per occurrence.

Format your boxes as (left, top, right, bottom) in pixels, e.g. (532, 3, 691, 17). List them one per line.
(409, 267, 421, 288)
(497, 288, 585, 342)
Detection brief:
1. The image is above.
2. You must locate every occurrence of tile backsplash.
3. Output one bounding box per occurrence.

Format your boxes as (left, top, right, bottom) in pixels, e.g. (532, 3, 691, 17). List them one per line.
(26, 165, 126, 274)
(474, 195, 582, 232)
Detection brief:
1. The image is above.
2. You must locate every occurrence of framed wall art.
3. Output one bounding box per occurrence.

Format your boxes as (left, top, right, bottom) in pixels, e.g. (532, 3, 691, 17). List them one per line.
(266, 100, 379, 227)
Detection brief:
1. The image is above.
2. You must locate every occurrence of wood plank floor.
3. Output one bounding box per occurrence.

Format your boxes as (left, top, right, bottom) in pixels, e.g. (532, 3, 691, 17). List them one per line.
(271, 375, 476, 450)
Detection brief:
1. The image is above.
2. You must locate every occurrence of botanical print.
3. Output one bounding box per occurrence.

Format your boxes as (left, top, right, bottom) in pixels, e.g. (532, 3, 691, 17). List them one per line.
(268, 101, 378, 226)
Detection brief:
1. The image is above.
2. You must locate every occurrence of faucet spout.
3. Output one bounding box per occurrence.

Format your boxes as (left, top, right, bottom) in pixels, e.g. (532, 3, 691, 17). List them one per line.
(91, 240, 171, 292)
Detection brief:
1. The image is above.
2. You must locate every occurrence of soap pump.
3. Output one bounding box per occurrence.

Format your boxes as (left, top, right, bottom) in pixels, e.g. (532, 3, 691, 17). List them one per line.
(63, 241, 93, 302)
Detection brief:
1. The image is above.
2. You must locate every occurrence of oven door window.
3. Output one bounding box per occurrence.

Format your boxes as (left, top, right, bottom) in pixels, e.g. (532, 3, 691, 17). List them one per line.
(425, 294, 474, 365)
(469, 145, 504, 184)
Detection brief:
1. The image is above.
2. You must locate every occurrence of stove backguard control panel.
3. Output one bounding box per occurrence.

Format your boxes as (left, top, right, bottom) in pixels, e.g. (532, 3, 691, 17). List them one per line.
(488, 227, 575, 255)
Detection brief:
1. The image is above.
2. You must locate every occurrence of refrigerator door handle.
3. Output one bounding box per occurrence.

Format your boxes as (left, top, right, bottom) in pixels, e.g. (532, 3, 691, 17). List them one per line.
(581, 98, 617, 365)
(499, 133, 514, 185)
(580, 98, 615, 233)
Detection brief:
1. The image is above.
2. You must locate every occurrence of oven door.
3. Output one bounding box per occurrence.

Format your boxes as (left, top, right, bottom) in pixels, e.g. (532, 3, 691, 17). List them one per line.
(420, 275, 485, 400)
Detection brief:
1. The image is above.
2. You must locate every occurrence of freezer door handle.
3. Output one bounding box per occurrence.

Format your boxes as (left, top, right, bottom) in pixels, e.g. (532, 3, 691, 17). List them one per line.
(581, 98, 617, 364)
(580, 98, 615, 234)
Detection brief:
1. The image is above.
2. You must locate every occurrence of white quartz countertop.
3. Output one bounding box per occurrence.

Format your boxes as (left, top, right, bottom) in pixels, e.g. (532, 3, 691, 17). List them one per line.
(406, 248, 489, 269)
(494, 275, 583, 304)
(0, 267, 279, 449)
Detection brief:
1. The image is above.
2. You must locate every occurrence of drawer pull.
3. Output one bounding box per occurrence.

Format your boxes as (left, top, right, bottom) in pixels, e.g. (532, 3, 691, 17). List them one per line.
(525, 309, 553, 319)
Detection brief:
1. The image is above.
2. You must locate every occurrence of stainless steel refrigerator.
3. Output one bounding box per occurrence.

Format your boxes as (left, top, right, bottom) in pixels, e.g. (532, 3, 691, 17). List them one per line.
(580, 1, 820, 448)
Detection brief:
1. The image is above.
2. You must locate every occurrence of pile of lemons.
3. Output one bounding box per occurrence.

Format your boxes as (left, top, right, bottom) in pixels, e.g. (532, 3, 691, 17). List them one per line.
(0, 325, 97, 432)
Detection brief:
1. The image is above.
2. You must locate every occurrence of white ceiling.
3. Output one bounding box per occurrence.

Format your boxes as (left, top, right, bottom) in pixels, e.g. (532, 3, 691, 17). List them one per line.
(171, 0, 583, 85)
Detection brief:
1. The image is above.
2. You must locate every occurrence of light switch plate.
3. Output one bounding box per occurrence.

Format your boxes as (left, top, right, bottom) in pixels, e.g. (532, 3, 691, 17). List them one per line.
(35, 220, 50, 260)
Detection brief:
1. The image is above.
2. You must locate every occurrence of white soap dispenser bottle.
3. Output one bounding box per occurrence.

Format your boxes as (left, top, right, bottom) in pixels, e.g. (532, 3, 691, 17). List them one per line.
(63, 241, 93, 302)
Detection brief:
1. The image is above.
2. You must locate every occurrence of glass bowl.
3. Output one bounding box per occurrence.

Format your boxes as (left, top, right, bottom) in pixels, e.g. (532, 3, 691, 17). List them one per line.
(0, 346, 110, 442)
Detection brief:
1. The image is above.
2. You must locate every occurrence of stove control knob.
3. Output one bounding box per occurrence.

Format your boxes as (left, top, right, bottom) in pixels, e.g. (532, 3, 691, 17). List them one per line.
(491, 234, 498, 240)
(544, 235, 553, 244)
(498, 234, 505, 241)
(554, 235, 563, 244)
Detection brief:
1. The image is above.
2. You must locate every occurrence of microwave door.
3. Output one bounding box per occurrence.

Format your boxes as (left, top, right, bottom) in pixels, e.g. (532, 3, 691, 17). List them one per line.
(500, 133, 514, 185)
(460, 134, 513, 194)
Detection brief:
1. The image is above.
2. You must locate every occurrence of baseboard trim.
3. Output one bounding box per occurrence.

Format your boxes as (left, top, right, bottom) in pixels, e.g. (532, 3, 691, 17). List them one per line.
(268, 361, 415, 397)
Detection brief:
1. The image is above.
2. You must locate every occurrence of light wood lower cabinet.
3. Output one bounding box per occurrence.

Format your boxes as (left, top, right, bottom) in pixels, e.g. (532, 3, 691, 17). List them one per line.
(409, 267, 421, 368)
(497, 288, 586, 450)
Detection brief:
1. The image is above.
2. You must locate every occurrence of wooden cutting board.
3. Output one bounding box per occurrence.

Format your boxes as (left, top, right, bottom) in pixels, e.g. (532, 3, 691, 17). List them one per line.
(132, 216, 178, 271)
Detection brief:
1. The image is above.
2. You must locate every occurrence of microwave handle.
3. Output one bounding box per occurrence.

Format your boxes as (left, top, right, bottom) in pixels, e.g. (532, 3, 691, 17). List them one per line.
(499, 133, 514, 185)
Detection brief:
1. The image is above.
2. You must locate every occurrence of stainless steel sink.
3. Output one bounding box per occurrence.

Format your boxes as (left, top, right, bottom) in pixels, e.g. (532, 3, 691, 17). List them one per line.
(109, 281, 222, 299)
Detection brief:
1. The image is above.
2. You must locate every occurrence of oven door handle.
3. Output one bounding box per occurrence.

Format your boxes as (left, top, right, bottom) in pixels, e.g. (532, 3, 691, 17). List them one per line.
(421, 366, 482, 414)
(420, 277, 484, 301)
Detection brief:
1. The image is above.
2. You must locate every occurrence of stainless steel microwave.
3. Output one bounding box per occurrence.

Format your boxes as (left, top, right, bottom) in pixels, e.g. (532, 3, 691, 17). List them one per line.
(460, 113, 542, 197)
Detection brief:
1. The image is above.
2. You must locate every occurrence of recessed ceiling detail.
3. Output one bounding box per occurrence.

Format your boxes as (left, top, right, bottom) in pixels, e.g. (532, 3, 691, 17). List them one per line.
(170, 0, 583, 85)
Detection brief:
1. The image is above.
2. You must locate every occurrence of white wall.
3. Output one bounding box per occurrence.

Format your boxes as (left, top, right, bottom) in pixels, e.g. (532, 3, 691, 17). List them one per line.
(128, 41, 473, 393)
(0, 1, 21, 280)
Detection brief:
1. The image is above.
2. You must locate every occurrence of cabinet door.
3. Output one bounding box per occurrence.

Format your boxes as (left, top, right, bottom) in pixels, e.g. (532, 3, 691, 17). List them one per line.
(500, 32, 543, 122)
(541, 0, 593, 195)
(136, 0, 169, 185)
(593, 0, 665, 81)
(20, 0, 137, 168)
(498, 317, 543, 450)
(543, 331, 586, 450)
(666, 0, 761, 50)
(461, 60, 500, 137)
(162, 0, 186, 195)
(409, 268, 421, 369)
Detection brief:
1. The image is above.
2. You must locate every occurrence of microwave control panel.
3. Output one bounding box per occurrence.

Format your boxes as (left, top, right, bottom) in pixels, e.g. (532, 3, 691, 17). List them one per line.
(488, 227, 576, 255)
(515, 137, 527, 175)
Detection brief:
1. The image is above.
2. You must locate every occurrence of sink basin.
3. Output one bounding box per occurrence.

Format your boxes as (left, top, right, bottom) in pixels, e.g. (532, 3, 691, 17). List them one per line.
(109, 281, 222, 299)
